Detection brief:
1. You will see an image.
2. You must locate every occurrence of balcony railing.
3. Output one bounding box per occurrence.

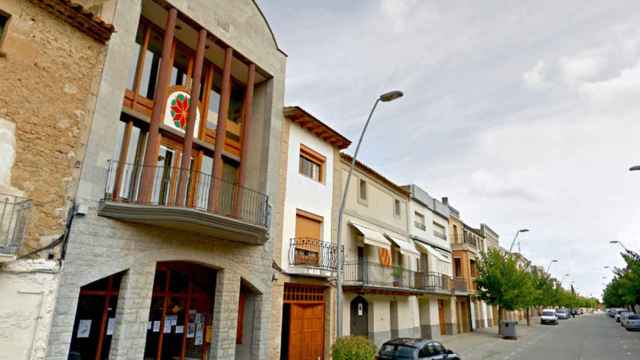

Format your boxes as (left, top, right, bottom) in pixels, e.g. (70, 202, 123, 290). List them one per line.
(433, 230, 447, 240)
(344, 260, 452, 293)
(288, 238, 339, 272)
(453, 276, 468, 292)
(463, 232, 478, 248)
(103, 160, 269, 228)
(0, 193, 31, 255)
(414, 222, 426, 231)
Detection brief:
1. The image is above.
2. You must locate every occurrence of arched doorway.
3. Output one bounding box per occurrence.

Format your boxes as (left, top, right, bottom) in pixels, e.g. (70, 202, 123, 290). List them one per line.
(68, 271, 125, 360)
(143, 261, 217, 360)
(350, 296, 369, 337)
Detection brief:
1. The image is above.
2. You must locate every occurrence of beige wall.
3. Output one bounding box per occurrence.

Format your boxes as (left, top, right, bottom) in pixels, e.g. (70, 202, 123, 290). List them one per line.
(0, 0, 105, 254)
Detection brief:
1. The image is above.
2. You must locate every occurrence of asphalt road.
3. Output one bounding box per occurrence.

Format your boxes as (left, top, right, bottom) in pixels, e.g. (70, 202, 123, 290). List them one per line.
(449, 313, 640, 360)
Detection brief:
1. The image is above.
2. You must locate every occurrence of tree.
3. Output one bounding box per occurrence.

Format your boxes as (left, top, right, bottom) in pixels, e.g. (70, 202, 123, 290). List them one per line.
(475, 248, 531, 334)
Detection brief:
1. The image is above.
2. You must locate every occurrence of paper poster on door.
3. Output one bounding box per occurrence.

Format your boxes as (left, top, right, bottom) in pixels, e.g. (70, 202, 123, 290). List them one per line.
(358, 303, 363, 316)
(77, 319, 92, 338)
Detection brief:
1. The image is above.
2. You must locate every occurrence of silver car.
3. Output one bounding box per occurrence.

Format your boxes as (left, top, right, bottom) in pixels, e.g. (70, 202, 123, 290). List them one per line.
(622, 314, 640, 330)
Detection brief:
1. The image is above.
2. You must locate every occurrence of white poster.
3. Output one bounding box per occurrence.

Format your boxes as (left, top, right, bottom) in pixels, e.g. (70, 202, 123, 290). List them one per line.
(152, 320, 161, 333)
(195, 323, 204, 345)
(175, 325, 184, 334)
(77, 319, 92, 338)
(147, 321, 152, 330)
(187, 323, 196, 338)
(106, 318, 115, 336)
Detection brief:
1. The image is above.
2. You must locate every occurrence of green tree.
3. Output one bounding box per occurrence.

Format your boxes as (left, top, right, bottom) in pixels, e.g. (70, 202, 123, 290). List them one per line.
(475, 248, 531, 334)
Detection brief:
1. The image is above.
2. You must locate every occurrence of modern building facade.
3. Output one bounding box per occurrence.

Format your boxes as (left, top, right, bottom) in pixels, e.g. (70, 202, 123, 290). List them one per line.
(271, 106, 350, 360)
(1, 0, 288, 359)
(0, 0, 112, 358)
(403, 185, 457, 338)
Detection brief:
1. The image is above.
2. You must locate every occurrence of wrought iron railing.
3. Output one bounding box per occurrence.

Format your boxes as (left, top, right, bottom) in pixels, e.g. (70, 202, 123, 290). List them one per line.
(415, 271, 453, 292)
(103, 160, 269, 227)
(453, 276, 468, 292)
(0, 193, 31, 255)
(288, 238, 339, 271)
(344, 260, 452, 292)
(463, 232, 478, 248)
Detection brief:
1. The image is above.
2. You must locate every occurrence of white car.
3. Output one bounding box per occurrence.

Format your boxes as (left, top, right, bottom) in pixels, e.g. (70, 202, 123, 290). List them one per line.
(540, 309, 558, 325)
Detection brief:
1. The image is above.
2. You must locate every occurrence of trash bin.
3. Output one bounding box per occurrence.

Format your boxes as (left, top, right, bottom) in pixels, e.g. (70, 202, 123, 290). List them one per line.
(501, 320, 518, 339)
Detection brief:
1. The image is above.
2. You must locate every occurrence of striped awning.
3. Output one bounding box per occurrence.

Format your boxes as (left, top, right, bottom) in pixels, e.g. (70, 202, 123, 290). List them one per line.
(350, 221, 391, 250)
(385, 234, 420, 257)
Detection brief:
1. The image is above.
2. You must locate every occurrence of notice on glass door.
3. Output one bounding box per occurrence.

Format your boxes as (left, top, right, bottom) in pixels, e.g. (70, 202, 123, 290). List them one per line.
(77, 319, 92, 338)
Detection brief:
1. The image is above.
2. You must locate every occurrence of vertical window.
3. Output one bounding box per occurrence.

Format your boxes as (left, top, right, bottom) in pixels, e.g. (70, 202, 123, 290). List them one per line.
(393, 199, 401, 217)
(298, 145, 325, 182)
(0, 10, 10, 51)
(453, 224, 459, 243)
(294, 210, 323, 266)
(128, 22, 163, 99)
(359, 179, 367, 201)
(433, 222, 446, 240)
(414, 212, 426, 230)
(229, 80, 246, 123)
(454, 258, 462, 277)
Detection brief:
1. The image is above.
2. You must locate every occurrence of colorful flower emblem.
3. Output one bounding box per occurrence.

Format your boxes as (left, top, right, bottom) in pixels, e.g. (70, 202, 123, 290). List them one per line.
(170, 94, 191, 129)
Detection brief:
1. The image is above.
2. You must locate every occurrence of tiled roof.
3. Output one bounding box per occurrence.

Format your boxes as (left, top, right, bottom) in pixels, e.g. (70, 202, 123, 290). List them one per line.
(284, 106, 351, 149)
(30, 0, 115, 43)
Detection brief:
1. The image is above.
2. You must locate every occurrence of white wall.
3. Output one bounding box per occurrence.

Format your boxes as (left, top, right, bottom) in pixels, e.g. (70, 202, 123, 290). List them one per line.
(0, 260, 59, 360)
(407, 199, 452, 276)
(281, 122, 335, 271)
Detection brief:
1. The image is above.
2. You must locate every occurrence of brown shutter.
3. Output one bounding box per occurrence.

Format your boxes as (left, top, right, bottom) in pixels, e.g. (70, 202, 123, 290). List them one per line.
(295, 211, 322, 252)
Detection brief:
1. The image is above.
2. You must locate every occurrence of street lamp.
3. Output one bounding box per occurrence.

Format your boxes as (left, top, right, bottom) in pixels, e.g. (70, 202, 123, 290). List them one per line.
(508, 228, 530, 253)
(609, 240, 630, 252)
(546, 259, 558, 273)
(335, 90, 403, 338)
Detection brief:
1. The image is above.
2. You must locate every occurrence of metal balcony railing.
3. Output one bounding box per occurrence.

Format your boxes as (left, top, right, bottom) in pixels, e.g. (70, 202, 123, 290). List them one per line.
(344, 260, 452, 292)
(433, 230, 447, 240)
(463, 232, 478, 248)
(104, 160, 269, 227)
(0, 193, 31, 255)
(453, 276, 469, 292)
(288, 238, 339, 271)
(415, 271, 453, 292)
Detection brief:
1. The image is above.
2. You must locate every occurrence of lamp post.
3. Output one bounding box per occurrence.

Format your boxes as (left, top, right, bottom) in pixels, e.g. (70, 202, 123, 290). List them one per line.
(508, 228, 530, 253)
(546, 259, 558, 273)
(609, 240, 630, 252)
(335, 90, 403, 338)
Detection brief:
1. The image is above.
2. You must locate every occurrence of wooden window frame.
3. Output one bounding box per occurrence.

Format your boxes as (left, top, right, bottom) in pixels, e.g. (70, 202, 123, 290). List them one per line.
(298, 144, 325, 183)
(0, 9, 11, 57)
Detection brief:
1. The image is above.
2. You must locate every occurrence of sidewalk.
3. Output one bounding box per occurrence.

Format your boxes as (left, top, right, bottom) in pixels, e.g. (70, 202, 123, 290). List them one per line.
(441, 320, 547, 360)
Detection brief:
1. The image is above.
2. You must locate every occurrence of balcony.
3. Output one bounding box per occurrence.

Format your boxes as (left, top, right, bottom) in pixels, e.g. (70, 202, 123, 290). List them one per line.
(0, 193, 31, 261)
(463, 232, 478, 248)
(343, 260, 453, 294)
(433, 230, 447, 241)
(288, 238, 339, 277)
(99, 160, 269, 244)
(453, 276, 468, 293)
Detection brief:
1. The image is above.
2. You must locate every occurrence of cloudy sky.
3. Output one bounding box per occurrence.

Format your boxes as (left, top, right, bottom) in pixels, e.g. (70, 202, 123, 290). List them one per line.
(258, 0, 640, 299)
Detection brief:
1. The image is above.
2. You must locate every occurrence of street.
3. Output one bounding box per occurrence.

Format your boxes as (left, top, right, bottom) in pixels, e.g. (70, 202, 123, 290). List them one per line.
(443, 314, 640, 359)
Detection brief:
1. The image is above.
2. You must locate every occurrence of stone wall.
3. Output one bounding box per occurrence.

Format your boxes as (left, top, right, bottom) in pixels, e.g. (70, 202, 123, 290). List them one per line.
(0, 0, 105, 254)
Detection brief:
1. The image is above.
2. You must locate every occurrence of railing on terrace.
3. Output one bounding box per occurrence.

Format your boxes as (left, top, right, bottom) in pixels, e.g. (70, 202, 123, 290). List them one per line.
(433, 230, 447, 240)
(463, 232, 478, 248)
(103, 160, 269, 228)
(288, 238, 339, 272)
(453, 276, 468, 292)
(0, 193, 31, 255)
(344, 260, 452, 292)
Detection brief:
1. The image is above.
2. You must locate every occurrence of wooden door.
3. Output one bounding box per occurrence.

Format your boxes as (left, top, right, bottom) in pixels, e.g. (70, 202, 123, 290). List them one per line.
(438, 300, 446, 335)
(350, 296, 369, 337)
(288, 304, 324, 360)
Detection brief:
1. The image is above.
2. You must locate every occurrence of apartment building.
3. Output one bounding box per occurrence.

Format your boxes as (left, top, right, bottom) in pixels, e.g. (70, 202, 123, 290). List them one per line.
(480, 223, 500, 326)
(0, 0, 287, 359)
(0, 0, 113, 357)
(403, 185, 457, 338)
(271, 107, 350, 360)
(337, 154, 422, 346)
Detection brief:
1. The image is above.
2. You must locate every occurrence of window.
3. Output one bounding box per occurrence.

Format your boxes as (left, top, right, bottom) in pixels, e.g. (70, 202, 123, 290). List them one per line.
(359, 179, 367, 201)
(414, 212, 426, 230)
(454, 258, 462, 277)
(299, 145, 325, 182)
(0, 10, 10, 52)
(393, 199, 401, 217)
(453, 224, 459, 243)
(294, 210, 323, 266)
(433, 222, 447, 240)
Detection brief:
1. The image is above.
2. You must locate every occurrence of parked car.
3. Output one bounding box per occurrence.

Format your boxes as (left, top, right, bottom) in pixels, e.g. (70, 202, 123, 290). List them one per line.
(617, 311, 632, 323)
(377, 338, 460, 360)
(540, 309, 558, 325)
(556, 309, 570, 320)
(622, 314, 640, 331)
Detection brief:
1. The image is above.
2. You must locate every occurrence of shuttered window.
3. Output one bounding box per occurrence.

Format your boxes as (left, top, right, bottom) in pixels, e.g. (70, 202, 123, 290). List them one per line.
(299, 144, 325, 182)
(294, 211, 323, 266)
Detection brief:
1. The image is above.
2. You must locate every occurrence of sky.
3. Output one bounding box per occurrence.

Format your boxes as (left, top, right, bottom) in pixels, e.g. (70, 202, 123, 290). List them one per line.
(258, 0, 640, 300)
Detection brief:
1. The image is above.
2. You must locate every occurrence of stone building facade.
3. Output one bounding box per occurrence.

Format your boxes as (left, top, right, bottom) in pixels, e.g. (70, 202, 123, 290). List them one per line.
(0, 1, 112, 358)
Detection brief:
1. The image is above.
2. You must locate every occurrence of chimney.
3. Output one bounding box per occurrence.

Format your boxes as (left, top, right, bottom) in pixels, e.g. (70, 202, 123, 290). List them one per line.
(442, 197, 448, 205)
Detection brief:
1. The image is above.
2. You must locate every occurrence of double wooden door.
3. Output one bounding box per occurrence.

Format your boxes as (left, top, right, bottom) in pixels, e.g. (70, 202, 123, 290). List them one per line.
(288, 304, 324, 360)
